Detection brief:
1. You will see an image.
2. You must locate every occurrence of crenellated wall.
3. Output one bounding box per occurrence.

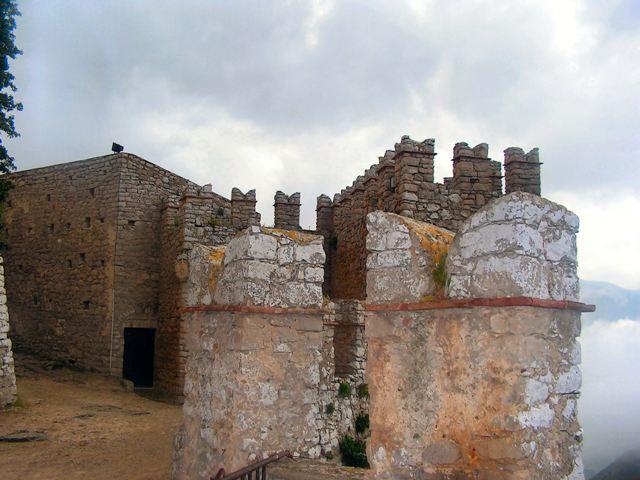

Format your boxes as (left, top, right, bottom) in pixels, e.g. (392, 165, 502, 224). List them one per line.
(317, 136, 541, 300)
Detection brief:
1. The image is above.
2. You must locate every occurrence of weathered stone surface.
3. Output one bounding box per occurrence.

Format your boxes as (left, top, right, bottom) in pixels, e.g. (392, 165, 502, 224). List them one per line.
(366, 307, 584, 479)
(365, 211, 453, 304)
(447, 191, 579, 301)
(274, 191, 301, 230)
(0, 256, 17, 407)
(3, 153, 260, 400)
(317, 136, 539, 300)
(214, 228, 325, 308)
(173, 313, 327, 477)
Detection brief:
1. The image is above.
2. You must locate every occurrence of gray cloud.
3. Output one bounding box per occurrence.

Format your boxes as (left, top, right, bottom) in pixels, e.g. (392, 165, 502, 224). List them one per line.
(7, 0, 640, 228)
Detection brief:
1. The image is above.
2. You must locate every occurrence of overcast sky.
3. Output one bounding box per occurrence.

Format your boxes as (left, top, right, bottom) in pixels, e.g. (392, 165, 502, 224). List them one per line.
(8, 0, 640, 290)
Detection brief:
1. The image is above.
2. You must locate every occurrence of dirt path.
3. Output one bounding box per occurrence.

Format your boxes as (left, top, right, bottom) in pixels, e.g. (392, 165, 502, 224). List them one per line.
(0, 355, 182, 480)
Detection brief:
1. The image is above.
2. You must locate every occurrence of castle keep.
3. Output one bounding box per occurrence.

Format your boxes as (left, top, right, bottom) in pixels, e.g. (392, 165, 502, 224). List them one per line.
(2, 136, 591, 479)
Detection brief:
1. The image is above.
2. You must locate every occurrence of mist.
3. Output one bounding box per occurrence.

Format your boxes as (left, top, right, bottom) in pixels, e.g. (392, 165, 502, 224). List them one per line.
(580, 317, 640, 474)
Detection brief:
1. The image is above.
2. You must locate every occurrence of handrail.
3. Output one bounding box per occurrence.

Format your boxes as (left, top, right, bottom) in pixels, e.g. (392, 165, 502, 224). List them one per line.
(211, 450, 293, 480)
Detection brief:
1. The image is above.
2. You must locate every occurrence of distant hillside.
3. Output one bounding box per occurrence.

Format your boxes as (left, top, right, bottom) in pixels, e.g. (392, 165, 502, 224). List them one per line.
(590, 448, 640, 479)
(581, 280, 640, 322)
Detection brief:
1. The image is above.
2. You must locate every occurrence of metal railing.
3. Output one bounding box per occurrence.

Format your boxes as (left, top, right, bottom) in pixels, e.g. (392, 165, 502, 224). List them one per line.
(211, 451, 292, 480)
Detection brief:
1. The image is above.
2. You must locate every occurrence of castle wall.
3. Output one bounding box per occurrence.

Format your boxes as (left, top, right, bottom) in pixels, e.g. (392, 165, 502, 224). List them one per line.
(110, 156, 200, 376)
(156, 203, 186, 399)
(365, 197, 586, 479)
(2, 153, 234, 380)
(318, 137, 518, 300)
(4, 156, 121, 371)
(366, 305, 583, 479)
(155, 189, 239, 400)
(0, 255, 17, 407)
(172, 227, 328, 479)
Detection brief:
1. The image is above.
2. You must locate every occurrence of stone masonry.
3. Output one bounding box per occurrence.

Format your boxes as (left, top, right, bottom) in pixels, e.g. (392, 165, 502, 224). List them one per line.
(0, 255, 17, 407)
(231, 188, 261, 230)
(317, 136, 540, 300)
(3, 135, 592, 480)
(3, 153, 259, 399)
(172, 227, 327, 479)
(274, 191, 301, 230)
(365, 196, 586, 479)
(504, 147, 542, 195)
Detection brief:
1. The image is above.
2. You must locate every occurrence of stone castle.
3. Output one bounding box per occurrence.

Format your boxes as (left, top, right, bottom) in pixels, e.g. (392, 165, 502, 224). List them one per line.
(0, 136, 592, 479)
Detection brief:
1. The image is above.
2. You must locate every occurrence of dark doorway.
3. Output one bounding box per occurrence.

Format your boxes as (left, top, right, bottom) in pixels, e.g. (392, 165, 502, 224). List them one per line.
(122, 328, 155, 388)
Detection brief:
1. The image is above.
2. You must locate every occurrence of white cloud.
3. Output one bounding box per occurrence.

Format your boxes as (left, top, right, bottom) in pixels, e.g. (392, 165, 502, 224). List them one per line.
(551, 191, 640, 290)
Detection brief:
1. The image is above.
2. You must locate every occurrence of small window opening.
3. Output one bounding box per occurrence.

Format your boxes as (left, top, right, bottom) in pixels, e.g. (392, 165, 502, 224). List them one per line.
(387, 175, 396, 192)
(100, 259, 105, 267)
(80, 253, 86, 262)
(33, 295, 40, 306)
(85, 217, 91, 227)
(28, 226, 33, 234)
(83, 300, 91, 310)
(65, 223, 71, 231)
(7, 200, 11, 207)
(128, 220, 136, 226)
(46, 194, 51, 201)
(48, 223, 55, 232)
(100, 218, 105, 223)
(67, 260, 72, 268)
(89, 188, 95, 197)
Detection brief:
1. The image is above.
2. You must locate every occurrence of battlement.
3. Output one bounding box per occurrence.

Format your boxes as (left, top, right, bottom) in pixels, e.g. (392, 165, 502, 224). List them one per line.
(453, 141, 489, 159)
(504, 146, 542, 195)
(316, 135, 542, 298)
(231, 188, 260, 229)
(274, 191, 301, 230)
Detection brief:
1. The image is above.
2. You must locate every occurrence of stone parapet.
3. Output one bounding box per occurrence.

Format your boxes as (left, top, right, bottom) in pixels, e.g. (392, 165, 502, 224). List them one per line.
(172, 227, 330, 479)
(364, 196, 586, 479)
(447, 191, 579, 301)
(366, 211, 453, 304)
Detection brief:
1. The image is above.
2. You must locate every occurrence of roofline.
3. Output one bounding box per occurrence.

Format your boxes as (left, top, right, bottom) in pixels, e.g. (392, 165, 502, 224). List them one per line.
(5, 152, 231, 203)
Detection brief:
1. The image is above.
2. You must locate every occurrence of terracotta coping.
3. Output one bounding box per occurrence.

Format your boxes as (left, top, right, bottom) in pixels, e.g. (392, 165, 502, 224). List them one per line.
(180, 297, 595, 316)
(365, 297, 596, 313)
(180, 305, 323, 315)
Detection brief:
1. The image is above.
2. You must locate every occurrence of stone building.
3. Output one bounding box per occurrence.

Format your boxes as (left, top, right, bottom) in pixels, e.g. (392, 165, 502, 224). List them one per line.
(2, 153, 260, 398)
(3, 136, 592, 479)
